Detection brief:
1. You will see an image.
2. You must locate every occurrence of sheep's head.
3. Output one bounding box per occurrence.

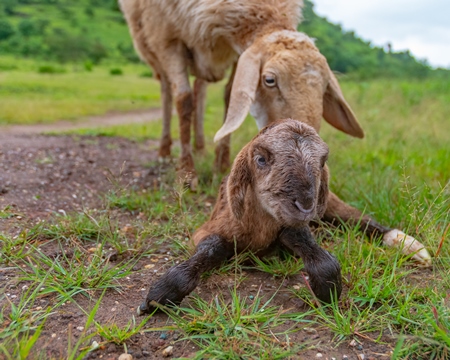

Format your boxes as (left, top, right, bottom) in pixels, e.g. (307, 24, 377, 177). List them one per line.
(214, 31, 364, 142)
(227, 119, 329, 227)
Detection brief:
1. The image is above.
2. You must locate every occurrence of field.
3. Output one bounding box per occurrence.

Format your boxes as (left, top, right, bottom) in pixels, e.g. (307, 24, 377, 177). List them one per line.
(0, 62, 449, 360)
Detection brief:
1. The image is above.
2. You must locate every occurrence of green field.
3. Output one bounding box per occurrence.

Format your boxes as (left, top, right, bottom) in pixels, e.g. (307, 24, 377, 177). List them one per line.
(0, 63, 449, 359)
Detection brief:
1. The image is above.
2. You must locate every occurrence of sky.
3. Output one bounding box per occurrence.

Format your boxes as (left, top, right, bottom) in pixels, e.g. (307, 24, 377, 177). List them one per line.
(312, 0, 450, 69)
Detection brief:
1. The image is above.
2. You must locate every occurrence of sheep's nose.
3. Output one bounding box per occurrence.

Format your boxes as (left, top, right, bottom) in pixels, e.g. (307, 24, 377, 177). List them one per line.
(295, 200, 313, 214)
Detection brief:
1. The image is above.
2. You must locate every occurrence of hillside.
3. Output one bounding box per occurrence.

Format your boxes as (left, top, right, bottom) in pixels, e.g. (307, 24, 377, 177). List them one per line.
(0, 0, 445, 78)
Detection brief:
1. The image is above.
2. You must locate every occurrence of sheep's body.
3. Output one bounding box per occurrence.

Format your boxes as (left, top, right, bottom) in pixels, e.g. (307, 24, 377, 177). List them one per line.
(120, 0, 301, 81)
(138, 120, 342, 314)
(120, 0, 431, 266)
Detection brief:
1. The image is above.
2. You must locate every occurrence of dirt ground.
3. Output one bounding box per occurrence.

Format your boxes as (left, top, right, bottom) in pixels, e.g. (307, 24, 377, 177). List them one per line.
(0, 116, 399, 359)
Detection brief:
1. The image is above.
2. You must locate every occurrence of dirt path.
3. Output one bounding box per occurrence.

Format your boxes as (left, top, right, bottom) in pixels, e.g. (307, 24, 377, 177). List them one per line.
(0, 108, 163, 135)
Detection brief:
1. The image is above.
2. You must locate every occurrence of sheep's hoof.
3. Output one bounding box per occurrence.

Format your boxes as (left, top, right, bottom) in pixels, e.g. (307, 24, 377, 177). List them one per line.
(383, 229, 432, 267)
(158, 156, 172, 164)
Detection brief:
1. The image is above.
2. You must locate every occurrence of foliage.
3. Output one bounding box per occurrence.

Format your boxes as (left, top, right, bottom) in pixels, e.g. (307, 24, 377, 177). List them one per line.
(0, 0, 447, 78)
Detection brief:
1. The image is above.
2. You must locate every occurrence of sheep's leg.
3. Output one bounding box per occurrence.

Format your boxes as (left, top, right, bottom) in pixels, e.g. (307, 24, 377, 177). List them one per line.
(278, 226, 342, 303)
(158, 44, 197, 190)
(137, 234, 234, 315)
(214, 62, 237, 173)
(193, 78, 207, 153)
(323, 191, 431, 266)
(158, 73, 173, 161)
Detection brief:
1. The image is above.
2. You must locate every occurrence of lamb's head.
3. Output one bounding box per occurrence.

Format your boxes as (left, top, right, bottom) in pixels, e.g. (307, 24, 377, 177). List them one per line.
(215, 31, 364, 142)
(227, 119, 329, 227)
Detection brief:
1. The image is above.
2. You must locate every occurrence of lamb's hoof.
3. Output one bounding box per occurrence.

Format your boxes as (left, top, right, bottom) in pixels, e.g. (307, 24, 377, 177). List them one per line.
(383, 229, 432, 267)
(137, 301, 156, 316)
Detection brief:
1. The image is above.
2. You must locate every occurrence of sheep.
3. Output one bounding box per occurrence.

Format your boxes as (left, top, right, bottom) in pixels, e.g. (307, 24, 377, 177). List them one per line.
(137, 119, 342, 315)
(119, 0, 431, 265)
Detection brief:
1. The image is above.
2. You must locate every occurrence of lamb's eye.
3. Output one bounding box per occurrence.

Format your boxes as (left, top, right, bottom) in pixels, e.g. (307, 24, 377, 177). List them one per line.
(256, 155, 267, 167)
(263, 74, 276, 87)
(320, 155, 328, 168)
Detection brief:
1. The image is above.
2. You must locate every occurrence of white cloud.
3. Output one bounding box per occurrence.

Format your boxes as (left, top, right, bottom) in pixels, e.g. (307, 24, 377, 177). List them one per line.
(312, 0, 450, 68)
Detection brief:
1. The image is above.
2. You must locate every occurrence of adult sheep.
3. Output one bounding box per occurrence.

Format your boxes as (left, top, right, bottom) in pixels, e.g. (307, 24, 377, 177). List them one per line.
(119, 0, 431, 265)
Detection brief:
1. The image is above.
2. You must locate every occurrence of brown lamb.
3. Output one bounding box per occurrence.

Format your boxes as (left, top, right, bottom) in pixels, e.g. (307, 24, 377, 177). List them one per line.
(138, 119, 342, 314)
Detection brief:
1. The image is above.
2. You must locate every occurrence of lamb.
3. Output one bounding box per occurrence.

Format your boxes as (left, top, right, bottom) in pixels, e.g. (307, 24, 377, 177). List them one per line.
(137, 119, 342, 314)
(119, 0, 431, 265)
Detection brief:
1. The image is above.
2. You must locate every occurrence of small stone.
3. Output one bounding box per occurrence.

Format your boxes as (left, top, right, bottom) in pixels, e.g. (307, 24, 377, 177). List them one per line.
(292, 284, 301, 290)
(315, 353, 323, 358)
(357, 355, 365, 360)
(144, 264, 155, 269)
(91, 341, 99, 350)
(304, 327, 317, 335)
(159, 332, 168, 340)
(51, 333, 57, 338)
(76, 326, 84, 331)
(118, 354, 133, 360)
(249, 295, 254, 300)
(162, 346, 173, 357)
(349, 339, 357, 347)
(111, 307, 116, 312)
(343, 356, 349, 360)
(357, 345, 363, 351)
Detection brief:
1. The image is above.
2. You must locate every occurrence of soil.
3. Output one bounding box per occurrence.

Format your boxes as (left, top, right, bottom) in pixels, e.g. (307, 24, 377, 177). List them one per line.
(0, 113, 402, 360)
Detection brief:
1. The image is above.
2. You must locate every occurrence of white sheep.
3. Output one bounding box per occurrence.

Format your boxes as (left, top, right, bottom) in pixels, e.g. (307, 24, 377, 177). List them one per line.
(138, 119, 342, 314)
(119, 0, 431, 266)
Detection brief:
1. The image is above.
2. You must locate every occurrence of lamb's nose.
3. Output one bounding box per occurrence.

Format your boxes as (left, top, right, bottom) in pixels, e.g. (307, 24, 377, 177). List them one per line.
(295, 200, 313, 214)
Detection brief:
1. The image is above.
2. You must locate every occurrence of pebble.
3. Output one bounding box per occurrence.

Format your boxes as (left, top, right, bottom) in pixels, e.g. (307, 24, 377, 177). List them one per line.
(249, 295, 254, 300)
(159, 332, 168, 340)
(315, 353, 323, 358)
(343, 356, 349, 359)
(357, 345, 363, 351)
(118, 354, 133, 360)
(51, 333, 56, 338)
(304, 327, 317, 335)
(357, 355, 365, 360)
(76, 326, 84, 331)
(349, 339, 357, 347)
(90, 341, 99, 350)
(162, 346, 173, 357)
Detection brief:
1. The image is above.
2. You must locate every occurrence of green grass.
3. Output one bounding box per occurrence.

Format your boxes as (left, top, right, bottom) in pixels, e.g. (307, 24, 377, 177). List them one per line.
(0, 67, 449, 359)
(0, 60, 160, 125)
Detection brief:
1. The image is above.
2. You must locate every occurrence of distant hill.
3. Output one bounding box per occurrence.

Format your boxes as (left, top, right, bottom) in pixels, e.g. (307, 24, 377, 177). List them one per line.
(298, 1, 432, 78)
(0, 0, 443, 78)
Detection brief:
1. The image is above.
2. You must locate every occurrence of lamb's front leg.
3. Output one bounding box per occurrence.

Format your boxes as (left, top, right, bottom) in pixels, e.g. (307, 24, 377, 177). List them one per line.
(278, 226, 342, 304)
(137, 234, 234, 315)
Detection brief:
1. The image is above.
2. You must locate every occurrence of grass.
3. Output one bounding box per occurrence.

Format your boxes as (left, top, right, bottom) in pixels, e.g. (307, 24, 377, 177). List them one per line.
(0, 63, 449, 358)
(0, 59, 160, 125)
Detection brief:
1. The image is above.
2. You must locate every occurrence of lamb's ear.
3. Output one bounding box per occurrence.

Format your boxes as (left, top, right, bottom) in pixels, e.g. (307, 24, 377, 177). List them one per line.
(323, 70, 364, 138)
(214, 47, 261, 142)
(227, 147, 252, 219)
(316, 164, 329, 219)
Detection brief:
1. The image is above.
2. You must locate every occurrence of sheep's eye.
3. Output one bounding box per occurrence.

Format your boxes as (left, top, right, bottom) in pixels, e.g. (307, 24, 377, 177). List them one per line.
(256, 155, 267, 167)
(263, 74, 276, 87)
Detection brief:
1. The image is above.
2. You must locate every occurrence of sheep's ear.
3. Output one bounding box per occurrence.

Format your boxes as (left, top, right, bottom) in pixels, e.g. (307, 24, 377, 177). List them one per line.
(323, 70, 364, 138)
(316, 164, 329, 219)
(214, 48, 261, 142)
(227, 147, 252, 219)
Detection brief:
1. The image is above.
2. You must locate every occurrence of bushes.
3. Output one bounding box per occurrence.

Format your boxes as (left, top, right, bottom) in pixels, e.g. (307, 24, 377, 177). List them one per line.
(0, 19, 14, 41)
